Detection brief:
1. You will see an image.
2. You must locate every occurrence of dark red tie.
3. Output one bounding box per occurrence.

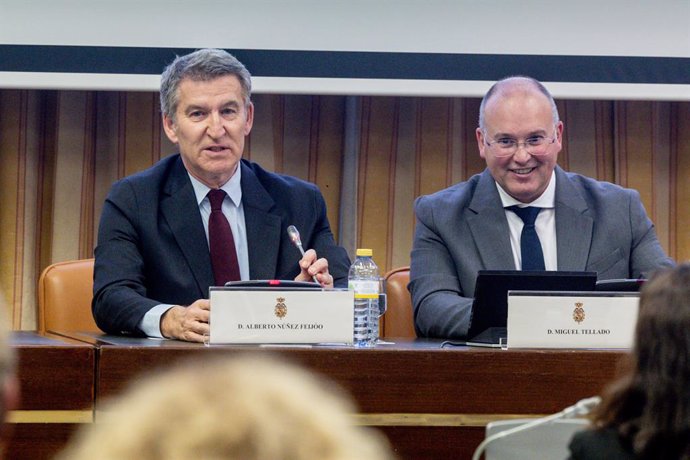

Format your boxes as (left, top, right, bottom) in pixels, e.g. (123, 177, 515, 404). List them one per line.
(208, 189, 241, 285)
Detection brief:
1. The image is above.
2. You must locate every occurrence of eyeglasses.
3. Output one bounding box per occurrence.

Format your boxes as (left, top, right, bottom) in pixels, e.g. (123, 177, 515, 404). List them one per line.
(483, 131, 558, 157)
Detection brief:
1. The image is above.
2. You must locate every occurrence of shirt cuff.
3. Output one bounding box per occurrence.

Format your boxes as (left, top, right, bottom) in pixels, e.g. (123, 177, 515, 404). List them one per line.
(138, 304, 174, 338)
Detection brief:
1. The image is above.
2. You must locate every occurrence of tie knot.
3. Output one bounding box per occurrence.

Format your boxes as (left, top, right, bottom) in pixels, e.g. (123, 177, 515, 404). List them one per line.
(507, 205, 541, 225)
(208, 189, 226, 211)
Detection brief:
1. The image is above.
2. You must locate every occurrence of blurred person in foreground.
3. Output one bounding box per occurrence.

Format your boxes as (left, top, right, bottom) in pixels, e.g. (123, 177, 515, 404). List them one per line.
(92, 48, 350, 341)
(409, 75, 674, 339)
(56, 355, 396, 460)
(0, 306, 18, 457)
(569, 263, 690, 459)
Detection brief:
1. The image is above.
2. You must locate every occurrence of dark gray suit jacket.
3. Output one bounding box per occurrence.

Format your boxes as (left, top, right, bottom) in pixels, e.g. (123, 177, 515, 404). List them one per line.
(93, 154, 350, 335)
(570, 425, 690, 459)
(409, 167, 674, 339)
(568, 428, 635, 460)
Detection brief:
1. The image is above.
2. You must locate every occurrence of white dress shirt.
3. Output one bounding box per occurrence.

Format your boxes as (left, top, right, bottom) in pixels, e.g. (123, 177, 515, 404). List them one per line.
(496, 173, 558, 271)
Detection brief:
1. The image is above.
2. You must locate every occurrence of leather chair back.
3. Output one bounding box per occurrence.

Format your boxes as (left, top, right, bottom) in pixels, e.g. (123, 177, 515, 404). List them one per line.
(381, 266, 416, 338)
(38, 258, 100, 332)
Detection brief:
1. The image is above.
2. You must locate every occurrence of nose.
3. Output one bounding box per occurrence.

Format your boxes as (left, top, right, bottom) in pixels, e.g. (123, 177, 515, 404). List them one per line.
(206, 112, 225, 138)
(512, 144, 532, 163)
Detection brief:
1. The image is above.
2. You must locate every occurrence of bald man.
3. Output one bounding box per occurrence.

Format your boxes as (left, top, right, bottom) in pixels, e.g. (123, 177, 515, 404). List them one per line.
(409, 76, 674, 339)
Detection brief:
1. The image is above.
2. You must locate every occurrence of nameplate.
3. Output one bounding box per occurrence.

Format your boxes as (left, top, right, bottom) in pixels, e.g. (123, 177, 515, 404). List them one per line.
(507, 291, 639, 349)
(208, 288, 354, 344)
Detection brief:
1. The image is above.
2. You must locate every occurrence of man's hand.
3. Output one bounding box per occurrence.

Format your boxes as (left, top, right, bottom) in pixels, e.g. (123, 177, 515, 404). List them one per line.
(160, 299, 210, 342)
(295, 249, 334, 289)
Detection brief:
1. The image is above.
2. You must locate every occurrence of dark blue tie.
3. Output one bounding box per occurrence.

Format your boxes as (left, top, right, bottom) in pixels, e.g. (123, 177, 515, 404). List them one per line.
(507, 206, 545, 271)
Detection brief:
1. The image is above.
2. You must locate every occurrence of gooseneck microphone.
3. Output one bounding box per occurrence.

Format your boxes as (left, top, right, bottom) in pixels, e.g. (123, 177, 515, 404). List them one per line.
(287, 225, 319, 283)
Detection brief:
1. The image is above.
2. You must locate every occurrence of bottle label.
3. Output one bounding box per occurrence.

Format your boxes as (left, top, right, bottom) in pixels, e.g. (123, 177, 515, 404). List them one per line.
(349, 280, 379, 299)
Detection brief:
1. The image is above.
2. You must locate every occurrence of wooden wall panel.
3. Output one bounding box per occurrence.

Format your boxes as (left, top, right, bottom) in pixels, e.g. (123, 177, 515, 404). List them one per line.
(555, 100, 615, 182)
(561, 100, 598, 177)
(449, 99, 468, 185)
(19, 93, 44, 330)
(416, 98, 453, 197)
(281, 95, 312, 180)
(94, 92, 123, 245)
(120, 93, 162, 177)
(616, 101, 655, 206)
(312, 96, 345, 240)
(357, 97, 398, 269)
(389, 99, 418, 270)
(245, 94, 278, 171)
(614, 101, 675, 257)
(36, 92, 59, 278)
(0, 91, 27, 328)
(651, 103, 672, 255)
(462, 99, 485, 178)
(0, 90, 46, 329)
(673, 102, 690, 261)
(594, 102, 616, 183)
(52, 91, 93, 261)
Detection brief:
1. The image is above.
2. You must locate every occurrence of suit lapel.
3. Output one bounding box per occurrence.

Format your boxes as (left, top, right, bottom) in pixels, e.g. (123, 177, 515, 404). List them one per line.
(160, 157, 214, 295)
(554, 167, 593, 270)
(240, 162, 282, 279)
(467, 170, 516, 269)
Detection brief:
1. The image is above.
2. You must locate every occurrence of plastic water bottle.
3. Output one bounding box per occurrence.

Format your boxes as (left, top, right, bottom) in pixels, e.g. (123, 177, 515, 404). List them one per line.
(348, 248, 380, 347)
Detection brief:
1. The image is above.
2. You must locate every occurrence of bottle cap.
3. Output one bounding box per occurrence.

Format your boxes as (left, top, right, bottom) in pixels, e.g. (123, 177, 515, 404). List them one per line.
(355, 248, 373, 257)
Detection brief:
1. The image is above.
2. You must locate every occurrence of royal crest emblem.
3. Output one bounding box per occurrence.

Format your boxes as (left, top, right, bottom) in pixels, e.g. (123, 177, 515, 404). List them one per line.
(573, 301, 585, 324)
(275, 297, 287, 319)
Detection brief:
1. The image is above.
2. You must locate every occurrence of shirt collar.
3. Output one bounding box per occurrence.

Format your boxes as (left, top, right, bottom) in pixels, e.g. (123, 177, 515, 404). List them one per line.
(496, 171, 556, 208)
(188, 164, 243, 207)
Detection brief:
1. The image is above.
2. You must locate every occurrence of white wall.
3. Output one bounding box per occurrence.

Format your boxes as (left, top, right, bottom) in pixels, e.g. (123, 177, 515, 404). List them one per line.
(1, 0, 688, 99)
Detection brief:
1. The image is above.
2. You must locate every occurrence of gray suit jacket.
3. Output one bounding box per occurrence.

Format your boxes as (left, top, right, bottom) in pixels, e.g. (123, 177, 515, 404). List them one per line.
(93, 155, 350, 335)
(409, 167, 674, 339)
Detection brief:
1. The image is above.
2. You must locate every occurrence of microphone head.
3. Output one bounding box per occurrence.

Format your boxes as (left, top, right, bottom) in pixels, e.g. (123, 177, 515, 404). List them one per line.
(575, 396, 601, 415)
(287, 225, 301, 246)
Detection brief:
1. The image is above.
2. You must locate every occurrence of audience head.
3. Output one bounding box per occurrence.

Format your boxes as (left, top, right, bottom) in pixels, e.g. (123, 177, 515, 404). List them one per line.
(633, 263, 690, 386)
(591, 263, 690, 457)
(160, 48, 252, 122)
(57, 354, 395, 460)
(476, 75, 563, 203)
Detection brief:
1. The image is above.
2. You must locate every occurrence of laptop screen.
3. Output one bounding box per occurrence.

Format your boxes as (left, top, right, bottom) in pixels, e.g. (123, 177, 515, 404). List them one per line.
(467, 270, 598, 343)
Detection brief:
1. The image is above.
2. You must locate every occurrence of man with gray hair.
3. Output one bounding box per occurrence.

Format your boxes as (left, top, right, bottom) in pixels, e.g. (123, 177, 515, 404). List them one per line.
(93, 49, 350, 342)
(409, 76, 673, 339)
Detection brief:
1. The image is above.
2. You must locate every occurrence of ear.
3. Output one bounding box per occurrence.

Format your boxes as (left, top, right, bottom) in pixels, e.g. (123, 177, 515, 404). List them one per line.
(243, 102, 254, 136)
(476, 127, 487, 160)
(162, 113, 179, 144)
(554, 120, 564, 149)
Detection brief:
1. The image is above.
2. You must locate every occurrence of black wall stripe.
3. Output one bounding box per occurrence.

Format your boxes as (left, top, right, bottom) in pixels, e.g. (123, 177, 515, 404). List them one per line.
(1, 45, 688, 85)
